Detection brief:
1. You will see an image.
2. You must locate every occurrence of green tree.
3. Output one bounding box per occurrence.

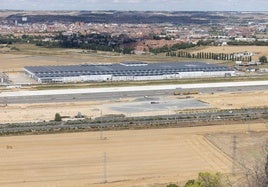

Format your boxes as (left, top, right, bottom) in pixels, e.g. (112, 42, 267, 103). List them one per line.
(54, 113, 62, 121)
(184, 172, 223, 187)
(184, 179, 197, 187)
(167, 183, 179, 187)
(259, 56, 267, 63)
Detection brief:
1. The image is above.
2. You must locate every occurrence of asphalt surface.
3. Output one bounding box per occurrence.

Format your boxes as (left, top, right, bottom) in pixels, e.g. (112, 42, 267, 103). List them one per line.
(109, 98, 210, 113)
(0, 85, 268, 104)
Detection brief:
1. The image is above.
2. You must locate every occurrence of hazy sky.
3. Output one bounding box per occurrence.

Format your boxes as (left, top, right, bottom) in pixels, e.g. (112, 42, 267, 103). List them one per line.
(0, 0, 267, 11)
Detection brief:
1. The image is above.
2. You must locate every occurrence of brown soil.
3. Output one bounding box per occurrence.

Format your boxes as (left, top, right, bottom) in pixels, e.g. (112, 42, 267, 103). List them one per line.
(1, 123, 266, 187)
(195, 90, 268, 109)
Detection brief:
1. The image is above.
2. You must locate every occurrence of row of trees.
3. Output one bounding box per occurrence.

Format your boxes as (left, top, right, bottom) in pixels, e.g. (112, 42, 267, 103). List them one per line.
(167, 51, 253, 62)
(227, 40, 268, 46)
(0, 34, 45, 44)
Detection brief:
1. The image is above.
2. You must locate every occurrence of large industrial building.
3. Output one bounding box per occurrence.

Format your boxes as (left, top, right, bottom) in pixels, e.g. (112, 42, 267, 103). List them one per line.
(24, 62, 235, 83)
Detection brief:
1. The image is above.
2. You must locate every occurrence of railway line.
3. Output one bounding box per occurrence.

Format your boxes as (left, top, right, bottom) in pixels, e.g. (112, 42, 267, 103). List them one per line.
(1, 107, 267, 134)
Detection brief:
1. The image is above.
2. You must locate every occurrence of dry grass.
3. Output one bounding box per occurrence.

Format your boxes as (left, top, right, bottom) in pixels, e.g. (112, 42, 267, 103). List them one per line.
(0, 90, 267, 124)
(1, 123, 267, 187)
(195, 90, 268, 109)
(192, 46, 268, 61)
(0, 52, 180, 72)
(1, 44, 267, 72)
(207, 131, 268, 168)
(0, 100, 112, 123)
(0, 44, 181, 71)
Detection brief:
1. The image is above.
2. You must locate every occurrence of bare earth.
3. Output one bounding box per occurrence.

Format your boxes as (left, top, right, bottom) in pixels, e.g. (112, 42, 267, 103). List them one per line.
(0, 38, 268, 187)
(193, 46, 268, 61)
(0, 90, 267, 123)
(1, 123, 267, 187)
(207, 131, 268, 169)
(0, 100, 127, 123)
(195, 90, 268, 109)
(1, 44, 267, 72)
(0, 47, 179, 72)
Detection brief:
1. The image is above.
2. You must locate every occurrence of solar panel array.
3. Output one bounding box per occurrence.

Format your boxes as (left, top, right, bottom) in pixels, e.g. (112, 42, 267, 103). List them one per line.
(24, 62, 232, 79)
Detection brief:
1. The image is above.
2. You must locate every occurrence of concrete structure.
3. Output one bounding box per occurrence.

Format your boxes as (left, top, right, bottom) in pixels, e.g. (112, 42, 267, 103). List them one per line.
(236, 61, 262, 66)
(24, 62, 235, 83)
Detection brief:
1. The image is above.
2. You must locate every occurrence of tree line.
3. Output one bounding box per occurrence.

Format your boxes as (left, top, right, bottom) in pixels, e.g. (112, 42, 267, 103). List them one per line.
(149, 43, 196, 54)
(227, 40, 268, 46)
(0, 33, 135, 54)
(167, 51, 253, 62)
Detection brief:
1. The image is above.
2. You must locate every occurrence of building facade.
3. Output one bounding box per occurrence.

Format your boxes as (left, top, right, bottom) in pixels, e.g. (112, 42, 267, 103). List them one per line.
(24, 62, 236, 83)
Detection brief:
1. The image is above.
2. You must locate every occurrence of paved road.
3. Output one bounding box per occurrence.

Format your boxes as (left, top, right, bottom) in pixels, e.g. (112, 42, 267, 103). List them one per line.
(0, 85, 267, 104)
(1, 81, 268, 97)
(1, 81, 268, 104)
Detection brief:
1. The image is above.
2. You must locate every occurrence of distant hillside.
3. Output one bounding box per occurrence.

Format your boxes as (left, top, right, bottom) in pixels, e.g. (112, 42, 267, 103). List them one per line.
(6, 11, 225, 25)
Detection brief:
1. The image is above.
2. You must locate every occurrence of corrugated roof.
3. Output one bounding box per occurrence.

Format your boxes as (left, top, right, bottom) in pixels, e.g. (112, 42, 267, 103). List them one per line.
(24, 62, 233, 79)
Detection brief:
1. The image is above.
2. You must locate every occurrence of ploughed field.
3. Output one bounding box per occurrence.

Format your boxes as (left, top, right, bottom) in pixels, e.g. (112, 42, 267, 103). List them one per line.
(0, 123, 267, 187)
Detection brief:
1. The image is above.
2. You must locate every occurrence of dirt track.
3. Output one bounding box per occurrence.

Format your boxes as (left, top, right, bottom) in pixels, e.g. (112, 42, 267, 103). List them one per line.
(0, 123, 267, 187)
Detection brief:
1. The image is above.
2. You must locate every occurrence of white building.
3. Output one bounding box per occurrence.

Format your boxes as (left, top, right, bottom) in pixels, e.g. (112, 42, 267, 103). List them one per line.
(24, 62, 236, 83)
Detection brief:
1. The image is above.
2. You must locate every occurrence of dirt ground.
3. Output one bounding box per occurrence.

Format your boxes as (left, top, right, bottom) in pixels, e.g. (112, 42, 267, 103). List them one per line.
(0, 45, 180, 72)
(0, 123, 267, 187)
(207, 131, 268, 169)
(206, 130, 268, 186)
(0, 100, 118, 123)
(0, 99, 181, 123)
(0, 90, 267, 124)
(195, 90, 268, 109)
(2, 44, 267, 72)
(193, 46, 268, 61)
(6, 72, 38, 84)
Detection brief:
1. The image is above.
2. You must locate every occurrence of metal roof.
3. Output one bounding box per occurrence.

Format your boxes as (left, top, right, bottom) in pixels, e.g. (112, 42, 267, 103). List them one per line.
(24, 62, 233, 79)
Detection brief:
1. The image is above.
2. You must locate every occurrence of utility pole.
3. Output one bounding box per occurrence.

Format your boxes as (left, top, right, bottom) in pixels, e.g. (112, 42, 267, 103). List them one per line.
(232, 135, 237, 175)
(246, 116, 251, 133)
(247, 120, 250, 133)
(100, 125, 103, 140)
(103, 152, 107, 183)
(100, 109, 103, 140)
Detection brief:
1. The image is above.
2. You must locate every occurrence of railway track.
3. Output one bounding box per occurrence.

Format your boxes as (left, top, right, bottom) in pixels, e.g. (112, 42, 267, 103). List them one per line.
(0, 107, 267, 135)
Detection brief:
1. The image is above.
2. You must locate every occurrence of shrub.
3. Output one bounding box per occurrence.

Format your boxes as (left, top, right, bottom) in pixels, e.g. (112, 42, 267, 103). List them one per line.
(54, 113, 62, 121)
(167, 183, 179, 187)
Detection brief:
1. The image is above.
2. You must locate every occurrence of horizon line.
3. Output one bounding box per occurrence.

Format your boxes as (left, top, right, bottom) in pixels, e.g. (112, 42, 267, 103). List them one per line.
(1, 9, 268, 13)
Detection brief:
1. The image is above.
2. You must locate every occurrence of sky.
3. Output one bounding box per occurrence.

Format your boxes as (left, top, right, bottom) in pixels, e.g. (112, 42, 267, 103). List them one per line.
(0, 0, 267, 11)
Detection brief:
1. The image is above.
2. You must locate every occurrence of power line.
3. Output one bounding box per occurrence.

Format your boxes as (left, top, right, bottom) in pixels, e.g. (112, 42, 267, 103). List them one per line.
(232, 135, 237, 175)
(100, 109, 103, 140)
(103, 152, 107, 183)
